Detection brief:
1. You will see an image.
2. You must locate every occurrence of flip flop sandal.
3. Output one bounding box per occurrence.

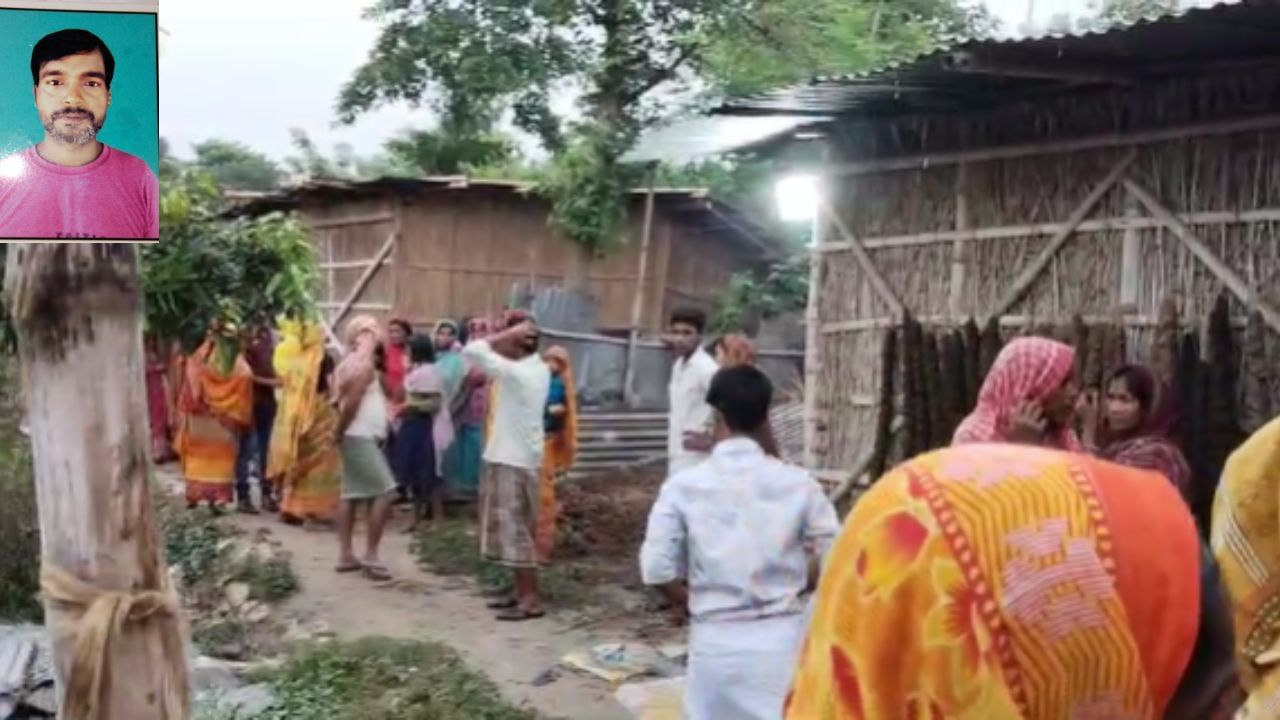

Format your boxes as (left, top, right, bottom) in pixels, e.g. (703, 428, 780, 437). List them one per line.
(363, 564, 392, 581)
(486, 597, 518, 610)
(334, 561, 363, 573)
(495, 607, 546, 622)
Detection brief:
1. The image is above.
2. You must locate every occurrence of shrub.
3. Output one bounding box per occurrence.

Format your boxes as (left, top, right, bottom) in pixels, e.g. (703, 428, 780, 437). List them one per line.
(0, 359, 40, 622)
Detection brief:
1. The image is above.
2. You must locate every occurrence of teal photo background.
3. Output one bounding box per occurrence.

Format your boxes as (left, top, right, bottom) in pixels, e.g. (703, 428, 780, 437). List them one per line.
(0, 9, 158, 175)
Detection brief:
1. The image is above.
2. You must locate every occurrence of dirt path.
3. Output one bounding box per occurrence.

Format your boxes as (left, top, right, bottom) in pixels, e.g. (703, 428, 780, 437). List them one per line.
(226, 508, 636, 719)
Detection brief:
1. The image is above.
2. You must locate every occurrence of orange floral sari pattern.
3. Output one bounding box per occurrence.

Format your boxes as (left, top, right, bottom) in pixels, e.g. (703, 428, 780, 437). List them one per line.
(787, 444, 1199, 720)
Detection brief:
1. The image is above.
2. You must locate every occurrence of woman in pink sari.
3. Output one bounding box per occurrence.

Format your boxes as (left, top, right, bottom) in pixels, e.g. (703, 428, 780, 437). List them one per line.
(952, 336, 1084, 451)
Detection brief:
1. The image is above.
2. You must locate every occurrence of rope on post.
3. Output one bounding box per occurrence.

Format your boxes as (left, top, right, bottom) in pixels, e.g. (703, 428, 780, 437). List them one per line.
(40, 564, 190, 720)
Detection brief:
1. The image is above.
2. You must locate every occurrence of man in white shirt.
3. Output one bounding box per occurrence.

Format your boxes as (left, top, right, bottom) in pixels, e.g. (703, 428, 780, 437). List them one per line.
(641, 365, 839, 720)
(463, 312, 552, 621)
(665, 308, 719, 475)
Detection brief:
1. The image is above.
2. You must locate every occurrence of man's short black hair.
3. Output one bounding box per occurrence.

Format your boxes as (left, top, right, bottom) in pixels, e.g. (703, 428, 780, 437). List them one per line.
(31, 29, 115, 89)
(669, 307, 707, 334)
(409, 334, 436, 365)
(706, 366, 773, 434)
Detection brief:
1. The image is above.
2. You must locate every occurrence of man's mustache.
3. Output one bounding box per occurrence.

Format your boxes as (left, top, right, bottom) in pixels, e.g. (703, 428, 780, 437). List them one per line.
(52, 109, 95, 122)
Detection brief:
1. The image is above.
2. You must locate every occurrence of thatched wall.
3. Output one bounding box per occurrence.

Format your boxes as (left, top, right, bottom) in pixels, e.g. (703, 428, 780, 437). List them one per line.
(811, 66, 1280, 479)
(296, 188, 768, 335)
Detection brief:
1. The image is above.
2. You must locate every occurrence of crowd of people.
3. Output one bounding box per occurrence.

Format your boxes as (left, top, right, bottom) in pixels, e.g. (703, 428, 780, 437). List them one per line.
(641, 321, 1279, 719)
(144, 302, 1280, 718)
(145, 310, 580, 617)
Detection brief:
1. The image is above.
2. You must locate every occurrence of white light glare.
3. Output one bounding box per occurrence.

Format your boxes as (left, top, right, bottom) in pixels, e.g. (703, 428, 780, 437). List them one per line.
(775, 174, 818, 223)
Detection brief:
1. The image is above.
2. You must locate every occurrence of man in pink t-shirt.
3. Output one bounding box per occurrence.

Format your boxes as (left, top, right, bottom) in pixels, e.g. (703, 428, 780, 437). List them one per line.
(0, 29, 158, 240)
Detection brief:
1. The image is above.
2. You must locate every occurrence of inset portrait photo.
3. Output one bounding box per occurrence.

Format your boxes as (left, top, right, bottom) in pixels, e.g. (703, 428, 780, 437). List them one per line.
(0, 2, 159, 240)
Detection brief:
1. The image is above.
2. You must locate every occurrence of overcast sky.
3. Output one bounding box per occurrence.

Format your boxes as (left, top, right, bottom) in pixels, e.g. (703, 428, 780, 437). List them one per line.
(158, 0, 1211, 163)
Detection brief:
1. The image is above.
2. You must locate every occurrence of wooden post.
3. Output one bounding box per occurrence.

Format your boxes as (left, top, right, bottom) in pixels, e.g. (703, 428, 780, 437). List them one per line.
(948, 163, 971, 318)
(624, 164, 658, 408)
(1119, 194, 1142, 311)
(803, 202, 826, 469)
(3, 244, 189, 720)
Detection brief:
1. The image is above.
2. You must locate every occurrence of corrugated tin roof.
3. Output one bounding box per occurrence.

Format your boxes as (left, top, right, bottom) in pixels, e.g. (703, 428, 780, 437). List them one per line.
(715, 0, 1280, 118)
(621, 115, 831, 164)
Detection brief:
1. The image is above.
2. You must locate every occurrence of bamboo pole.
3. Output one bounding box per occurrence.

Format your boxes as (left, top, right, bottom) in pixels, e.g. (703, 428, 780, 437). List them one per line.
(986, 151, 1135, 323)
(1119, 194, 1142, 311)
(624, 164, 658, 408)
(821, 207, 1280, 252)
(820, 202, 905, 318)
(948, 163, 971, 318)
(3, 244, 190, 720)
(326, 221, 399, 331)
(803, 201, 826, 469)
(821, 313, 1251, 334)
(1125, 178, 1280, 334)
(829, 113, 1280, 177)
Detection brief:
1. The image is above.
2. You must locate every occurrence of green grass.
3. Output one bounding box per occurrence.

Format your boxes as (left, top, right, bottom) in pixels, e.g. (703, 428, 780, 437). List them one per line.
(244, 637, 549, 719)
(234, 555, 300, 603)
(410, 518, 586, 603)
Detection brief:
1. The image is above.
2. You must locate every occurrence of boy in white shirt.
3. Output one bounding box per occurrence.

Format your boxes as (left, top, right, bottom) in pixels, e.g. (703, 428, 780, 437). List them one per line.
(665, 308, 719, 475)
(641, 365, 839, 719)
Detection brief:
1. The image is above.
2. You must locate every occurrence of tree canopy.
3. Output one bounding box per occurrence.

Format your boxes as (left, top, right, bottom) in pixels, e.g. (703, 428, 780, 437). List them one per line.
(339, 0, 992, 258)
(146, 167, 320, 349)
(192, 139, 284, 192)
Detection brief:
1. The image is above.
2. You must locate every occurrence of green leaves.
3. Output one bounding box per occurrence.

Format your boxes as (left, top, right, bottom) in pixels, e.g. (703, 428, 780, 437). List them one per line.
(712, 255, 809, 334)
(145, 168, 320, 350)
(539, 125, 638, 255)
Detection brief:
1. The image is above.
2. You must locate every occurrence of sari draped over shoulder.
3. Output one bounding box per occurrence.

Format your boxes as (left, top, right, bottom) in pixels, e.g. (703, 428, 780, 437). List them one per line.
(953, 337, 1084, 451)
(788, 443, 1201, 719)
(537, 347, 578, 564)
(1211, 416, 1280, 716)
(175, 337, 254, 506)
(268, 319, 340, 521)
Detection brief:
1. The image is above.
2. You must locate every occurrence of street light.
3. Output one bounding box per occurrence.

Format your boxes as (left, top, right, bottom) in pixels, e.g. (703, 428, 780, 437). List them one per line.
(775, 174, 818, 223)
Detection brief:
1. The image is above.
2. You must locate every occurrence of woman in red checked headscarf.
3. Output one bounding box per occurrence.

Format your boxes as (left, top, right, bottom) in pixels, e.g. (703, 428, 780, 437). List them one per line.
(952, 337, 1083, 451)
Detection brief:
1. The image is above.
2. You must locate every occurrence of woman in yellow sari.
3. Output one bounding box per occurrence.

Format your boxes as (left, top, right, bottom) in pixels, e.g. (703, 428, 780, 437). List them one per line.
(268, 319, 341, 525)
(788, 443, 1239, 719)
(1212, 415, 1280, 717)
(175, 324, 255, 509)
(536, 347, 578, 564)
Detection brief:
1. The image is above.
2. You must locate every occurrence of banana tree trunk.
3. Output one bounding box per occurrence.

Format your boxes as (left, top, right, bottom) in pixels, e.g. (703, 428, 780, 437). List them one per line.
(3, 243, 189, 720)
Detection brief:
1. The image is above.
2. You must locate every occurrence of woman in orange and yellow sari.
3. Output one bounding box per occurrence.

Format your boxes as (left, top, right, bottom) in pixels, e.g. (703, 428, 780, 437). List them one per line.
(787, 443, 1240, 719)
(268, 318, 341, 525)
(1212, 415, 1280, 718)
(535, 346, 578, 564)
(175, 322, 255, 509)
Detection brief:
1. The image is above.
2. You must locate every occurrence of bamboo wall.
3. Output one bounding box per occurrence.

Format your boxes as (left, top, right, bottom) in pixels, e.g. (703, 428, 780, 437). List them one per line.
(812, 68, 1280, 477)
(297, 188, 764, 334)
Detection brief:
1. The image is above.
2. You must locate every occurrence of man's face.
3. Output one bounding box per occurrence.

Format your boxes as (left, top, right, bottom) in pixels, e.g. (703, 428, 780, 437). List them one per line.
(435, 326, 456, 350)
(518, 324, 541, 356)
(34, 49, 110, 145)
(669, 321, 701, 357)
